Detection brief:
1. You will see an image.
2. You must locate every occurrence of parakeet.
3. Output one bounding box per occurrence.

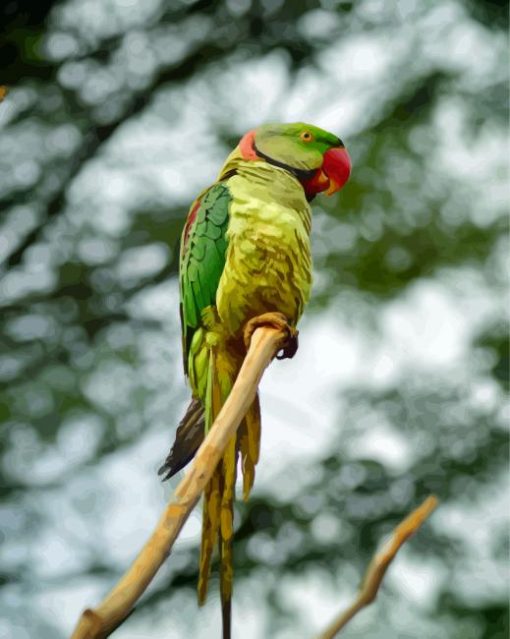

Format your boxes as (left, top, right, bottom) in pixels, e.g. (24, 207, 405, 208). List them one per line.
(159, 122, 351, 638)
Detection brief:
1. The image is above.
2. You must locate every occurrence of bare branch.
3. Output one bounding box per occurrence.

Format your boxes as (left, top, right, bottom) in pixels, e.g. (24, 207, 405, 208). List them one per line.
(69, 322, 290, 639)
(315, 495, 438, 639)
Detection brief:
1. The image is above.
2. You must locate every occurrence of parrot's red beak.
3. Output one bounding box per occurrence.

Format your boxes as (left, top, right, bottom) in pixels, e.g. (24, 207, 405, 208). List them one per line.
(301, 146, 351, 199)
(322, 147, 351, 195)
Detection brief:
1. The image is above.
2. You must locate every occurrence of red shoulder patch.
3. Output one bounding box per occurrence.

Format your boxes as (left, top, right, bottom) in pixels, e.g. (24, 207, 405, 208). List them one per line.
(183, 200, 201, 249)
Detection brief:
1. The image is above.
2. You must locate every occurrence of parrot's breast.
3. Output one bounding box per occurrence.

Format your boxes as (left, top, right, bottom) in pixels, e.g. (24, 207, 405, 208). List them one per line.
(216, 163, 312, 336)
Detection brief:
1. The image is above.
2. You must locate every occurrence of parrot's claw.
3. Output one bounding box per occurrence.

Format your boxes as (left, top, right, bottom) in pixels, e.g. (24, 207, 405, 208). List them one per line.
(243, 312, 299, 360)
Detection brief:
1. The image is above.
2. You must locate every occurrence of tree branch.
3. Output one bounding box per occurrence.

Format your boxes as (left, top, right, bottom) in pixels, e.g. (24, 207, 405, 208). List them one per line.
(69, 322, 290, 639)
(315, 495, 438, 639)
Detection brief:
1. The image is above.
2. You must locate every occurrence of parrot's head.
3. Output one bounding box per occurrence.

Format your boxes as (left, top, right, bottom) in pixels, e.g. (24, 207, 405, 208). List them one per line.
(238, 122, 351, 200)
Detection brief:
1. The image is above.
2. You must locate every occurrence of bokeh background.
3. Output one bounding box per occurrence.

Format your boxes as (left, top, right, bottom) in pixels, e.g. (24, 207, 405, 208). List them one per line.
(0, 1, 508, 638)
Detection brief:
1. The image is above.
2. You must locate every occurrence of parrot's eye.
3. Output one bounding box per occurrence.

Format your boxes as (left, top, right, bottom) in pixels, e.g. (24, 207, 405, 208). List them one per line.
(300, 131, 313, 142)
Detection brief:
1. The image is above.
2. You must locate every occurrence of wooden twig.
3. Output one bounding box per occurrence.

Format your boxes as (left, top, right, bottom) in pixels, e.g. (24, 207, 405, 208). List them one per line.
(69, 324, 289, 639)
(315, 495, 438, 639)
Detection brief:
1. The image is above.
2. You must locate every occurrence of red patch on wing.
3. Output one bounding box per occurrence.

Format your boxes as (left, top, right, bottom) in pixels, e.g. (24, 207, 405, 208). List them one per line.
(183, 200, 201, 249)
(239, 130, 259, 160)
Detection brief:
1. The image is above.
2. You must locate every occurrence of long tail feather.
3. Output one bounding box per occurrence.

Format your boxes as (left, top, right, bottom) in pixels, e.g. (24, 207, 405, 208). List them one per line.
(197, 347, 223, 604)
(238, 394, 261, 501)
(219, 434, 237, 639)
(197, 468, 221, 604)
(221, 598, 231, 639)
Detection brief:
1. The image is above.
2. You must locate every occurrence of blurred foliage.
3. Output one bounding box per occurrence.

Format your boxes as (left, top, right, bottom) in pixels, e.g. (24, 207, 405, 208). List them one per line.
(0, 0, 508, 638)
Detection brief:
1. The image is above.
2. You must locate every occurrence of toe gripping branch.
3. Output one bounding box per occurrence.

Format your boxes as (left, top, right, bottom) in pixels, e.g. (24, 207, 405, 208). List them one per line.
(243, 312, 299, 360)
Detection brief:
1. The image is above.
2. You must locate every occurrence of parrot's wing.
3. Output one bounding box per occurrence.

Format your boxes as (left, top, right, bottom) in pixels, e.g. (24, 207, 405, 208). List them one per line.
(180, 182, 232, 375)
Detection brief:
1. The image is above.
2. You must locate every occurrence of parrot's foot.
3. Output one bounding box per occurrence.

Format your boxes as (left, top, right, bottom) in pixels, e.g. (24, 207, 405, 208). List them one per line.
(243, 312, 299, 360)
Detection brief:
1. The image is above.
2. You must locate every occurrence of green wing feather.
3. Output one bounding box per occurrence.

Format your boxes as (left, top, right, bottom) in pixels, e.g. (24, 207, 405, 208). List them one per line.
(180, 183, 232, 375)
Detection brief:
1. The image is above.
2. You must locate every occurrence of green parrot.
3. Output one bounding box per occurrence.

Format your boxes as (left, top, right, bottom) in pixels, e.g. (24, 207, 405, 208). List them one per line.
(159, 122, 351, 638)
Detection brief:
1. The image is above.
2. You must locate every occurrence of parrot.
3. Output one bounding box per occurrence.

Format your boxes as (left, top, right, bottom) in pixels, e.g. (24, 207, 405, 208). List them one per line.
(158, 122, 351, 638)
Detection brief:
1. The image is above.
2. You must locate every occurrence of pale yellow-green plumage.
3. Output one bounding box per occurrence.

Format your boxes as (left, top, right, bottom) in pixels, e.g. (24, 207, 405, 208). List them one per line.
(215, 153, 312, 335)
